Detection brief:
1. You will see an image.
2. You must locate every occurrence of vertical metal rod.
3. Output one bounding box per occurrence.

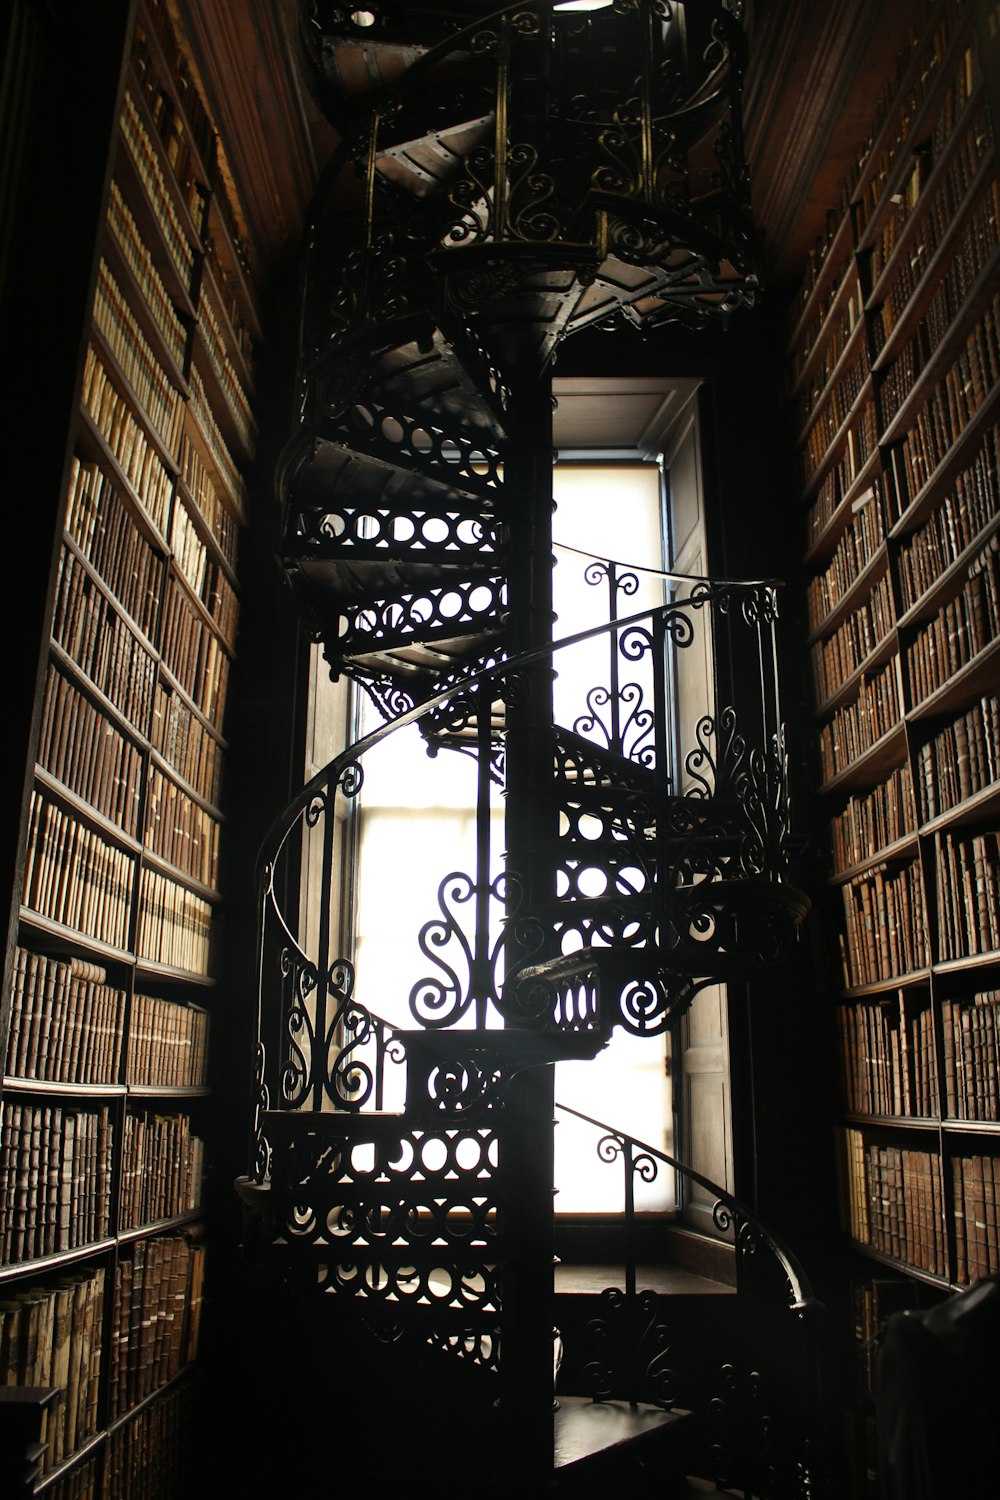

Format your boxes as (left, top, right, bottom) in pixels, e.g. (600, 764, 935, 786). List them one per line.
(652, 610, 670, 945)
(608, 562, 622, 753)
(314, 782, 336, 1110)
(253, 876, 269, 1178)
(494, 21, 510, 240)
(374, 1019, 385, 1112)
(474, 688, 493, 1026)
(364, 110, 380, 252)
(640, 0, 655, 201)
(623, 1136, 636, 1302)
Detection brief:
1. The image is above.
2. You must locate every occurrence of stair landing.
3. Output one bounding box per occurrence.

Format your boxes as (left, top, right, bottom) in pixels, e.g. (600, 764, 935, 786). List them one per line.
(555, 1263, 732, 1297)
(554, 1395, 691, 1470)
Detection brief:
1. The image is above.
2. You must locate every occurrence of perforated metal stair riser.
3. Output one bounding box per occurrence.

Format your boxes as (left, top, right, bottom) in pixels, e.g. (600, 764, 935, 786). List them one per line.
(239, 2, 819, 1495)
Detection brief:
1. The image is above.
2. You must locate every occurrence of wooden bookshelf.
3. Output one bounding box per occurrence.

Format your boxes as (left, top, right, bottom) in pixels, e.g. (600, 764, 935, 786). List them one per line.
(0, 1, 258, 1491)
(787, 1, 1000, 1490)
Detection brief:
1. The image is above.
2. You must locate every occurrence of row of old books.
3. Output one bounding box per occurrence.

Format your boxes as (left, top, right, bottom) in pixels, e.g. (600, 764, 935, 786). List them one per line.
(119, 90, 194, 289)
(4, 945, 210, 1087)
(81, 348, 174, 540)
(187, 366, 246, 516)
(937, 829, 1000, 959)
(807, 413, 885, 548)
(0, 1102, 114, 1263)
(204, 236, 255, 364)
(0, 1265, 104, 1473)
(0, 1236, 205, 1479)
(110, 1235, 205, 1416)
(169, 503, 239, 648)
(806, 480, 886, 626)
(196, 280, 257, 453)
(135, 868, 212, 974)
(120, 1113, 204, 1230)
(39, 663, 223, 892)
(797, 332, 868, 448)
(52, 547, 157, 737)
(806, 454, 852, 551)
(41, 1386, 197, 1500)
(825, 693, 998, 874)
(840, 1129, 946, 1276)
(819, 657, 901, 782)
(132, 3, 213, 224)
(904, 536, 1000, 705)
(838, 859, 928, 988)
(101, 1379, 195, 1500)
(953, 1152, 1000, 1283)
(170, 501, 211, 604)
(127, 993, 209, 1089)
(202, 562, 238, 650)
(0, 1103, 204, 1264)
(178, 435, 239, 573)
(928, 35, 978, 158)
(23, 791, 134, 951)
(837, 997, 938, 1117)
(876, 154, 1000, 396)
(915, 691, 1000, 821)
(22, 788, 217, 971)
(852, 2, 962, 242)
(838, 991, 1000, 1126)
(871, 87, 989, 351)
(791, 166, 861, 329)
(788, 266, 864, 405)
(38, 665, 145, 837)
(943, 991, 1000, 1120)
(830, 763, 915, 874)
(5, 951, 125, 1086)
(106, 180, 188, 374)
(65, 460, 163, 637)
(810, 569, 894, 706)
(895, 421, 999, 607)
(159, 575, 231, 730)
(150, 682, 223, 808)
(93, 261, 185, 456)
(889, 291, 1000, 510)
(144, 765, 220, 888)
(802, 385, 878, 492)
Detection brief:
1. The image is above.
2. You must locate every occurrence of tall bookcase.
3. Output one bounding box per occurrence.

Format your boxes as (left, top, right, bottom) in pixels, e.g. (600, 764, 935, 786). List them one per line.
(785, 0, 1000, 1488)
(0, 2, 260, 1494)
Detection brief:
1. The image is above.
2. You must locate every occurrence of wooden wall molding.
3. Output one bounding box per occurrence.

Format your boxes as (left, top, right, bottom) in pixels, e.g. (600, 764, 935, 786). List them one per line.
(746, 0, 917, 290)
(173, 0, 335, 275)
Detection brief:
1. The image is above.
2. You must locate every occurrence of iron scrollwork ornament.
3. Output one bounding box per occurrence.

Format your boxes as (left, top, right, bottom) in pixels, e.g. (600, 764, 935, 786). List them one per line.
(409, 868, 546, 1028)
(323, 959, 407, 1110)
(584, 1287, 677, 1408)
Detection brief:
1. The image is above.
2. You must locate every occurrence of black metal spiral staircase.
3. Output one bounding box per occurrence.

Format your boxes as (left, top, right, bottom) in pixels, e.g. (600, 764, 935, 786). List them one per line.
(238, 4, 820, 1493)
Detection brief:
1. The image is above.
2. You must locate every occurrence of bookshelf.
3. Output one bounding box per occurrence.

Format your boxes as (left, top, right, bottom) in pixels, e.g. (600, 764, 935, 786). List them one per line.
(0, 1, 258, 1492)
(786, 0, 1000, 1488)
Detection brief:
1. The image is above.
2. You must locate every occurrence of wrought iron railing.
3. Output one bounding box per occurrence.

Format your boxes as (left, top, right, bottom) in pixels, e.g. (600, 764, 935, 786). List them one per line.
(296, 0, 757, 398)
(250, 566, 803, 1178)
(555, 1100, 811, 1310)
(552, 1101, 826, 1495)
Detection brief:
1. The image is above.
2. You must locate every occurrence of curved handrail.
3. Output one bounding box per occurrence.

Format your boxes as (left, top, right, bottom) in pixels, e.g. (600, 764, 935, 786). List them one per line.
(555, 1099, 814, 1310)
(553, 538, 782, 589)
(255, 579, 779, 885)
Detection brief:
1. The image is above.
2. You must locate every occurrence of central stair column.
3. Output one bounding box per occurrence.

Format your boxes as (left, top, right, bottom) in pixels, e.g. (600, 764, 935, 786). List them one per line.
(499, 362, 559, 1483)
